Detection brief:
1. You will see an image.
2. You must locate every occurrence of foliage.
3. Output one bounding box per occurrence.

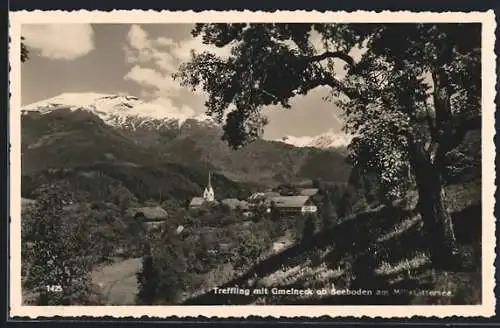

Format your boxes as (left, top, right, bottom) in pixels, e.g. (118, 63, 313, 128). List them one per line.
(136, 252, 159, 305)
(136, 205, 274, 304)
(184, 178, 481, 306)
(232, 225, 271, 270)
(84, 203, 130, 260)
(175, 22, 480, 187)
(28, 176, 143, 258)
(21, 36, 29, 63)
(320, 192, 337, 228)
(336, 185, 362, 218)
(22, 184, 100, 305)
(274, 183, 299, 196)
(339, 24, 480, 203)
(270, 202, 281, 222)
(441, 130, 481, 184)
(302, 214, 317, 244)
(22, 160, 249, 207)
(145, 231, 190, 304)
(175, 23, 481, 264)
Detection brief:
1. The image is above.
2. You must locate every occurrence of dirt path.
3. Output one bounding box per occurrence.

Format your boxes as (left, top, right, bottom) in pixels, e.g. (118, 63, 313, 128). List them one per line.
(91, 257, 142, 305)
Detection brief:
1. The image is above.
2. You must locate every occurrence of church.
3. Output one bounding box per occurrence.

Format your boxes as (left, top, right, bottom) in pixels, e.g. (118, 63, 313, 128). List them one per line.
(189, 171, 217, 209)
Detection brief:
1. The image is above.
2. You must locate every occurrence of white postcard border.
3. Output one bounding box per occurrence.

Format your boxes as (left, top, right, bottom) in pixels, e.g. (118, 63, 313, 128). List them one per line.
(8, 9, 497, 318)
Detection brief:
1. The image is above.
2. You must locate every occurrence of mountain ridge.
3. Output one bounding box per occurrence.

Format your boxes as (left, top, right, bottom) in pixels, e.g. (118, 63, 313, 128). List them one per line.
(21, 92, 353, 199)
(22, 92, 217, 131)
(276, 129, 353, 150)
(23, 92, 353, 149)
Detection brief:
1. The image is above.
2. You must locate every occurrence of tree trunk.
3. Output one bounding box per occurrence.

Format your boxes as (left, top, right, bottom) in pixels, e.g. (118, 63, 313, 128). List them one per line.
(412, 145, 459, 268)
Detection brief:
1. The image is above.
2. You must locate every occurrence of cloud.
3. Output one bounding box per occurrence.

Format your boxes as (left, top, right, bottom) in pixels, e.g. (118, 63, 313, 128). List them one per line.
(122, 24, 360, 135)
(123, 24, 232, 118)
(156, 37, 175, 47)
(170, 37, 232, 64)
(127, 24, 150, 50)
(124, 65, 183, 95)
(124, 24, 231, 84)
(134, 97, 196, 122)
(22, 24, 95, 60)
(123, 25, 182, 100)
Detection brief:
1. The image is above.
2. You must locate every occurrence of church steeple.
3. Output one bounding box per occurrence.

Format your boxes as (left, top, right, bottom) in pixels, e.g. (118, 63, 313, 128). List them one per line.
(202, 170, 215, 202)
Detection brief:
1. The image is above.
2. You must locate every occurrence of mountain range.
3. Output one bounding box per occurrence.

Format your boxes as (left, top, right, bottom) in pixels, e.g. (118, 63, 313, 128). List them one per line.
(276, 130, 353, 149)
(22, 93, 216, 130)
(20, 93, 352, 203)
(22, 93, 353, 149)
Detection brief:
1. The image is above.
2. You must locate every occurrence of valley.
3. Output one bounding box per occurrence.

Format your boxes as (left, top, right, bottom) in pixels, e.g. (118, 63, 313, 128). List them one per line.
(19, 92, 482, 306)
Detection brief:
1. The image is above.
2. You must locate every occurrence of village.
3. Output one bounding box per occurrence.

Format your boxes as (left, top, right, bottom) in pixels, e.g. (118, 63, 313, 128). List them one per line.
(130, 171, 320, 230)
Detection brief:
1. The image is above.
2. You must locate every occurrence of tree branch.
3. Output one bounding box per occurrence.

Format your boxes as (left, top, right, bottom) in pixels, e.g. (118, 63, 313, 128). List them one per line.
(312, 74, 366, 102)
(307, 51, 356, 68)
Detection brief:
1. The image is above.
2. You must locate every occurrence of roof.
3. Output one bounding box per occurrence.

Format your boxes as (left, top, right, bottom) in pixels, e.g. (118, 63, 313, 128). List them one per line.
(144, 221, 163, 228)
(270, 196, 311, 208)
(126, 206, 168, 221)
(189, 197, 205, 207)
(299, 188, 319, 196)
(264, 191, 281, 198)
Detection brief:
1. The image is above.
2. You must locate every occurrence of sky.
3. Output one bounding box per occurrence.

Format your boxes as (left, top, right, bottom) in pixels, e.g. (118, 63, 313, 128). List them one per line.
(21, 23, 350, 140)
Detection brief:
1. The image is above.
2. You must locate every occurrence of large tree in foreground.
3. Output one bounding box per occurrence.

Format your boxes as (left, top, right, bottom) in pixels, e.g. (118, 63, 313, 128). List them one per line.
(174, 23, 481, 267)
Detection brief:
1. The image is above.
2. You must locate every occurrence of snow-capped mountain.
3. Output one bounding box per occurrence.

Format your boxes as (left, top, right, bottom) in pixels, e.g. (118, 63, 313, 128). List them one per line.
(277, 135, 315, 147)
(22, 92, 351, 150)
(21, 92, 215, 130)
(21, 92, 352, 186)
(277, 129, 353, 149)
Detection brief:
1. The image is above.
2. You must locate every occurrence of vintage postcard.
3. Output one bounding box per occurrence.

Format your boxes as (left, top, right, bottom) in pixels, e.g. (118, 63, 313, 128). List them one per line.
(9, 10, 496, 318)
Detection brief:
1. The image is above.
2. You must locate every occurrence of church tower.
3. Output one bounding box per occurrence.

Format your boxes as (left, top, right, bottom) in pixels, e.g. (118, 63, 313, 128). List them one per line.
(202, 170, 215, 202)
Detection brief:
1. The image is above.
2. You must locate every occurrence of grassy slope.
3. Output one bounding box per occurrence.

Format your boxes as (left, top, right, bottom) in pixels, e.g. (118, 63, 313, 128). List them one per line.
(184, 180, 482, 305)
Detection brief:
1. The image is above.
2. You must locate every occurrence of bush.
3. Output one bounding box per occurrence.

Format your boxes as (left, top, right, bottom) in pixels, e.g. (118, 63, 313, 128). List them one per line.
(231, 223, 272, 271)
(302, 214, 317, 244)
(135, 205, 275, 304)
(136, 252, 159, 305)
(321, 192, 338, 229)
(337, 185, 361, 218)
(139, 231, 190, 304)
(22, 185, 101, 305)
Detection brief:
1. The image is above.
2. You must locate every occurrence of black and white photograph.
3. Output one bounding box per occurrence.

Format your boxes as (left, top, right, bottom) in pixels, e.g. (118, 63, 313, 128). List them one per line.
(9, 10, 496, 318)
